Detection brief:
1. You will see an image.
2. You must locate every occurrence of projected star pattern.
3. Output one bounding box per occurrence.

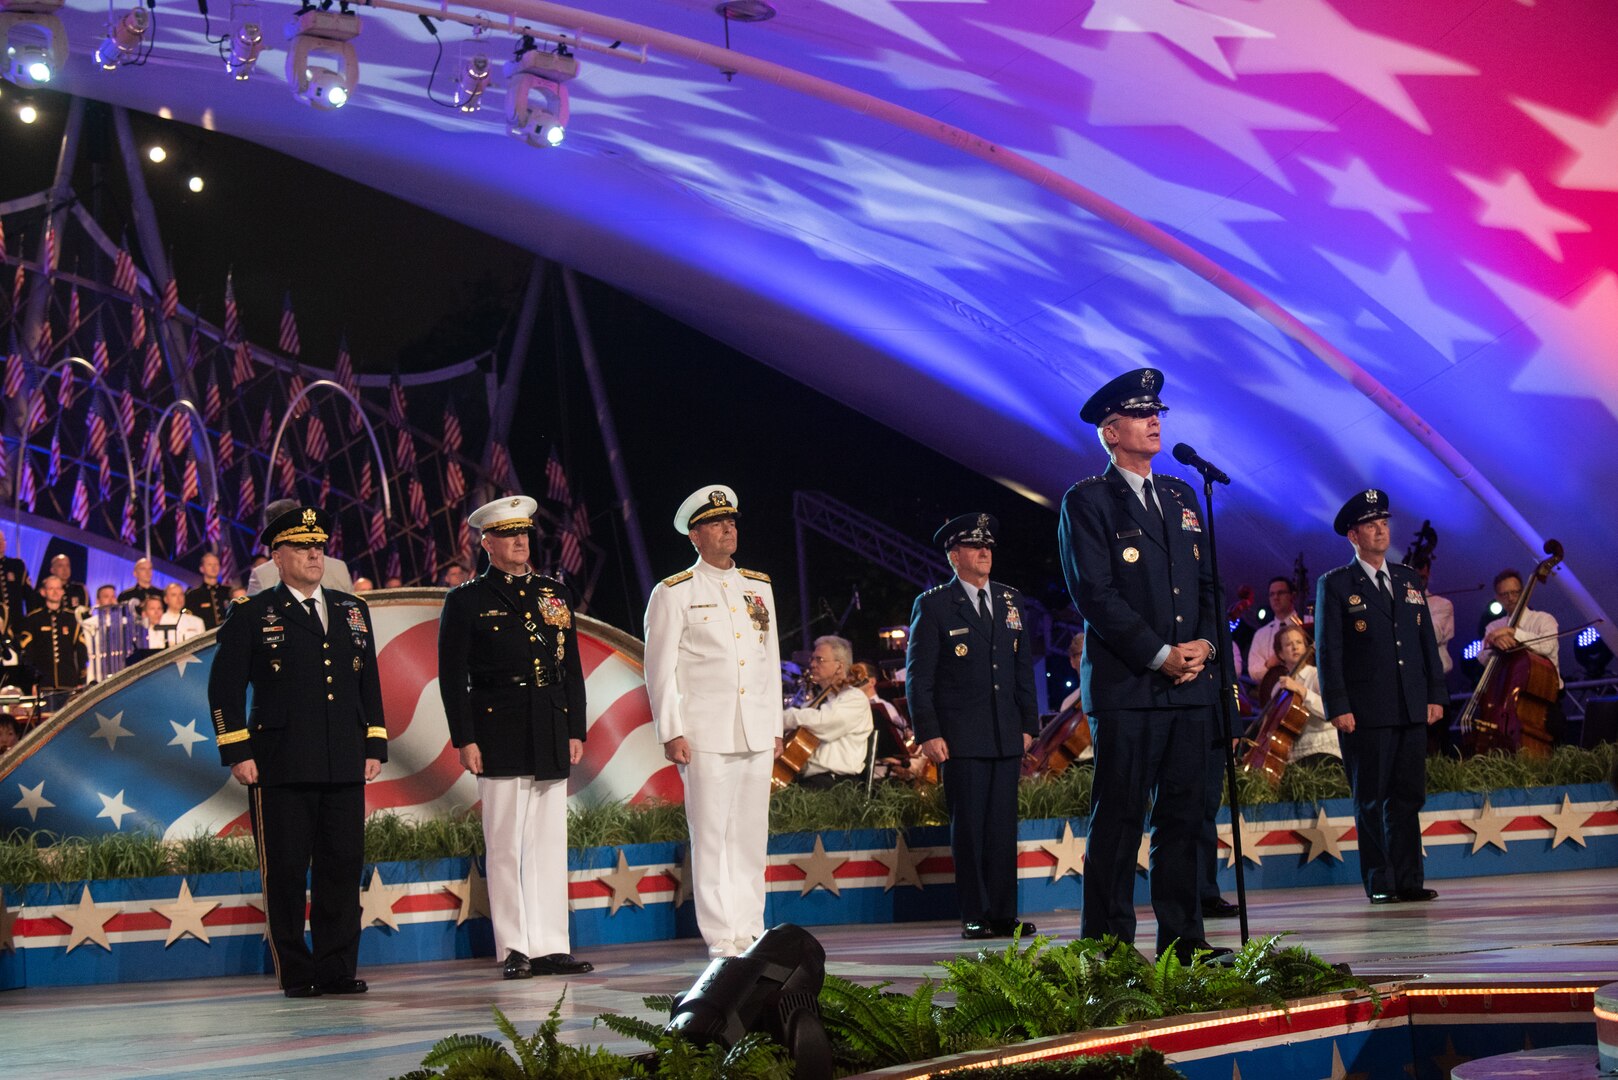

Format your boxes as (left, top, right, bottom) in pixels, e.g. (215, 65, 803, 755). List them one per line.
(36, 0, 1618, 621)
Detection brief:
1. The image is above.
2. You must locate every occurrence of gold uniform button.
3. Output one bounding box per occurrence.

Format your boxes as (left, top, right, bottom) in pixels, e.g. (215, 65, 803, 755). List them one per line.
(731, 606, 737, 612)
(530, 636, 537, 643)
(525, 612, 533, 619)
(739, 659, 745, 666)
(324, 659, 331, 667)
(735, 632, 741, 639)
(326, 693, 335, 701)
(322, 643, 330, 650)
(739, 688, 746, 695)
(326, 676, 333, 684)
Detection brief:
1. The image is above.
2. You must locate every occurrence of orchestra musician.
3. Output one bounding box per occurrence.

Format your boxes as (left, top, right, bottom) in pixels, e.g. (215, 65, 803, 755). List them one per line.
(1268, 624, 1337, 768)
(47, 554, 89, 613)
(1482, 568, 1564, 743)
(780, 635, 873, 789)
(1247, 577, 1303, 676)
(18, 575, 88, 690)
(0, 528, 34, 628)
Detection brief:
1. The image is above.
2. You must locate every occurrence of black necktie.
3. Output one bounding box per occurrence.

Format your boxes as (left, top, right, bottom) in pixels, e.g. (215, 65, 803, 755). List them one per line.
(976, 587, 990, 624)
(303, 597, 322, 631)
(1376, 570, 1393, 609)
(1141, 478, 1162, 522)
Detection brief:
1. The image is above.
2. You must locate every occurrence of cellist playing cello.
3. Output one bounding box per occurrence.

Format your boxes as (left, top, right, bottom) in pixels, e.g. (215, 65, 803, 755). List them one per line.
(1481, 569, 1565, 744)
(1267, 624, 1338, 770)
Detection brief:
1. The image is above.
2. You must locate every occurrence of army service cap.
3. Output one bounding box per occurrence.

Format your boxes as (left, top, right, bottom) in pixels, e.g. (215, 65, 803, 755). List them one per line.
(1079, 367, 1169, 426)
(675, 485, 739, 534)
(261, 505, 331, 549)
(934, 512, 998, 550)
(469, 495, 538, 535)
(1334, 488, 1391, 536)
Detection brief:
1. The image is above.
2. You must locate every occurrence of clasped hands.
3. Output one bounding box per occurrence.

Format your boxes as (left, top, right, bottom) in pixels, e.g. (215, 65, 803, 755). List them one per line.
(1159, 640, 1213, 685)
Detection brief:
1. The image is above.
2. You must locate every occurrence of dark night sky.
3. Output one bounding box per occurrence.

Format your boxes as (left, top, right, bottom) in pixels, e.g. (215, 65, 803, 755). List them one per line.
(5, 95, 1083, 699)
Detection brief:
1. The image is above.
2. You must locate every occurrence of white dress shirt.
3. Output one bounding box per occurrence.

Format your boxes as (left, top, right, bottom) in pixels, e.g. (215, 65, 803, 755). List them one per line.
(784, 684, 874, 777)
(1427, 592, 1455, 675)
(1484, 608, 1561, 686)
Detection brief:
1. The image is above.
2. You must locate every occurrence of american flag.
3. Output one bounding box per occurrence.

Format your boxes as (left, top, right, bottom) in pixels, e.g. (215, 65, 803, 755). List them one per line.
(182, 458, 200, 502)
(407, 476, 428, 528)
(422, 533, 438, 579)
(237, 470, 257, 520)
(359, 458, 374, 501)
(288, 372, 308, 419)
(204, 380, 223, 423)
(216, 427, 234, 470)
(20, 460, 36, 512)
(142, 339, 162, 389)
(92, 336, 110, 377)
(387, 372, 407, 428)
(488, 440, 515, 493)
(43, 221, 56, 273)
(205, 501, 222, 549)
(275, 448, 296, 495)
(317, 470, 331, 506)
(160, 277, 178, 320)
(98, 452, 113, 501)
(151, 471, 167, 520)
(217, 539, 236, 585)
(113, 245, 138, 295)
(336, 338, 362, 432)
(257, 405, 273, 447)
(457, 517, 472, 562)
(442, 407, 463, 453)
(168, 409, 191, 456)
(25, 389, 48, 434)
(88, 409, 109, 461)
(12, 264, 24, 313)
(572, 501, 591, 540)
(279, 291, 301, 356)
(3, 353, 23, 398)
(444, 458, 466, 506)
(56, 362, 75, 408)
(223, 271, 241, 343)
(0, 216, 7, 259)
(118, 386, 136, 437)
(385, 547, 401, 582)
(130, 303, 146, 350)
(66, 285, 81, 338)
(35, 316, 51, 359)
(183, 327, 201, 375)
(560, 526, 584, 575)
(368, 507, 387, 551)
(545, 448, 569, 503)
(174, 500, 189, 553)
(120, 494, 136, 545)
(47, 428, 61, 484)
(394, 426, 417, 473)
(328, 517, 343, 559)
(231, 343, 253, 388)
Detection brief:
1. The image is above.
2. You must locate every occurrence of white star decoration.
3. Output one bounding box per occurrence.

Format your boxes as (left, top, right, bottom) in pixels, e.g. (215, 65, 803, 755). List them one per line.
(166, 718, 209, 757)
(359, 867, 407, 930)
(96, 790, 135, 829)
(89, 710, 134, 750)
(15, 780, 54, 821)
(1515, 95, 1618, 192)
(171, 652, 201, 678)
(878, 835, 931, 892)
(1453, 169, 1589, 261)
(1321, 249, 1489, 362)
(151, 880, 220, 946)
(791, 836, 847, 897)
(1040, 821, 1084, 881)
(60, 884, 118, 954)
(443, 861, 490, 926)
(1542, 794, 1589, 850)
(1302, 157, 1429, 239)
(598, 850, 647, 915)
(1295, 809, 1348, 864)
(1471, 265, 1618, 424)
(1081, 0, 1272, 80)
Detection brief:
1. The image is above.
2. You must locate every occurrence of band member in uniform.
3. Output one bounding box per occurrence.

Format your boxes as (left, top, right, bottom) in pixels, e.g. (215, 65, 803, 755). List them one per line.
(208, 506, 387, 998)
(907, 513, 1039, 940)
(781, 634, 873, 789)
(47, 554, 89, 613)
(152, 583, 207, 647)
(117, 557, 164, 607)
(1316, 490, 1445, 905)
(643, 486, 782, 959)
(186, 552, 232, 630)
(0, 528, 34, 630)
(1058, 368, 1227, 964)
(19, 575, 88, 690)
(439, 496, 592, 979)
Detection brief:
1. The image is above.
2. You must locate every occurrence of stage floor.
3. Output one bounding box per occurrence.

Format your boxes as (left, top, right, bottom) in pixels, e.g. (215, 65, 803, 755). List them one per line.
(6, 868, 1616, 1080)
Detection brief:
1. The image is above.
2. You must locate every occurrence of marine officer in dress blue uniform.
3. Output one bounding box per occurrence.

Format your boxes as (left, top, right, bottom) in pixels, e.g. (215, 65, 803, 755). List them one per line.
(643, 486, 783, 959)
(1057, 368, 1229, 965)
(1315, 490, 1445, 905)
(906, 513, 1040, 940)
(439, 495, 592, 979)
(208, 506, 387, 998)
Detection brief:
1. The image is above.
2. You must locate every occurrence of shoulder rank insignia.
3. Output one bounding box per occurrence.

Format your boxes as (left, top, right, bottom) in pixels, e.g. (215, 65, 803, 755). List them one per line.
(1075, 475, 1105, 488)
(661, 569, 694, 588)
(738, 568, 771, 583)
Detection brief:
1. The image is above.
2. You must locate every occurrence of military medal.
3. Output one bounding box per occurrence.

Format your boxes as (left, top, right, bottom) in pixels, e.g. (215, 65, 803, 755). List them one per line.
(1349, 595, 1362, 606)
(743, 591, 770, 632)
(1192, 543, 1200, 560)
(540, 596, 572, 628)
(1180, 508, 1202, 532)
(1122, 547, 1140, 564)
(955, 643, 968, 657)
(1003, 598, 1022, 631)
(346, 606, 368, 634)
(353, 656, 362, 672)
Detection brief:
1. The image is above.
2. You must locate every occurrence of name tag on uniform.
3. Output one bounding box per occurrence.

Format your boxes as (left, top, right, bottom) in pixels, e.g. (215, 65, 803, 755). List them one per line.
(949, 627, 969, 636)
(1347, 604, 1367, 613)
(261, 627, 285, 644)
(689, 603, 717, 609)
(1114, 528, 1142, 540)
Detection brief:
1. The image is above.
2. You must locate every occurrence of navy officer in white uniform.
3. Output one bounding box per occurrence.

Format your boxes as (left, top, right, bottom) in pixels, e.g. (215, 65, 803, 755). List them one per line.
(643, 486, 783, 958)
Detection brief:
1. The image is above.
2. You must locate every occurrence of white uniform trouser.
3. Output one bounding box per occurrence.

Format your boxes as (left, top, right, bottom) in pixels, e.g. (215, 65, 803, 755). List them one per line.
(478, 775, 570, 960)
(682, 748, 771, 948)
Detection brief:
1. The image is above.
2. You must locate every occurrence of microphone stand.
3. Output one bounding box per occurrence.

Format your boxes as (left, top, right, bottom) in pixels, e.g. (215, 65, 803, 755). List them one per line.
(1196, 465, 1250, 946)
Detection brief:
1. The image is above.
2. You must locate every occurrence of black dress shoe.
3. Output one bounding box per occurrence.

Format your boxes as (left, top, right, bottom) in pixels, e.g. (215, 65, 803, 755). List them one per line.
(502, 949, 532, 980)
(990, 919, 1037, 938)
(1201, 896, 1240, 919)
(1369, 892, 1400, 905)
(1396, 887, 1439, 903)
(283, 984, 323, 998)
(530, 952, 594, 976)
(318, 977, 368, 995)
(1171, 940, 1235, 966)
(961, 922, 996, 940)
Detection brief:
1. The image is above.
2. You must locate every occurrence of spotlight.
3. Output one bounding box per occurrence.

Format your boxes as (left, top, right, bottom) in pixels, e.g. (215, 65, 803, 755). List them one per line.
(93, 5, 147, 70)
(18, 101, 36, 121)
(876, 626, 908, 652)
(666, 924, 832, 1080)
(187, 175, 203, 192)
(284, 7, 358, 110)
(1575, 626, 1613, 679)
(225, 12, 262, 80)
(1, 0, 68, 89)
(453, 52, 489, 112)
(505, 45, 575, 148)
(147, 144, 165, 162)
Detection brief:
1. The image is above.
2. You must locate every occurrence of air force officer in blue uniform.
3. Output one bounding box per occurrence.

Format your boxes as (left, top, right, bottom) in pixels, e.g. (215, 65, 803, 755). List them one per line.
(906, 513, 1039, 940)
(1315, 490, 1445, 904)
(1058, 368, 1228, 964)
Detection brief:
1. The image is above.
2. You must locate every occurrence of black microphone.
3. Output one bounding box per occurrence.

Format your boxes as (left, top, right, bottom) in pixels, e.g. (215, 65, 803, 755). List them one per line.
(1173, 443, 1230, 485)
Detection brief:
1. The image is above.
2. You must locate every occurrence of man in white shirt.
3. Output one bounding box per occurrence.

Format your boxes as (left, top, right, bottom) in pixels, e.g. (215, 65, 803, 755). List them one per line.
(1246, 577, 1303, 676)
(1482, 567, 1565, 743)
(643, 486, 783, 959)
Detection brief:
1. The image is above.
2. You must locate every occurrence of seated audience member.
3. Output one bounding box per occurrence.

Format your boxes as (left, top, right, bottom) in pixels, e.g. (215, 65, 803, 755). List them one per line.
(383, 576, 404, 589)
(185, 551, 232, 630)
(781, 635, 874, 789)
(0, 714, 20, 754)
(353, 576, 375, 593)
(248, 499, 354, 594)
(1247, 576, 1304, 676)
(117, 557, 165, 607)
(19, 575, 88, 689)
(48, 554, 89, 612)
(1266, 624, 1337, 768)
(441, 563, 470, 588)
(153, 583, 206, 646)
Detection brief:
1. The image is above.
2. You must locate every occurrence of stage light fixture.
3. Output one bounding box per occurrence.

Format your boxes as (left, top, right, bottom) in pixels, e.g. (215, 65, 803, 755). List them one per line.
(666, 924, 832, 1080)
(225, 12, 262, 80)
(284, 6, 358, 110)
(505, 44, 575, 148)
(147, 144, 165, 162)
(187, 175, 203, 192)
(18, 101, 36, 121)
(1574, 626, 1612, 679)
(93, 5, 147, 69)
(454, 52, 489, 112)
(1, 0, 68, 88)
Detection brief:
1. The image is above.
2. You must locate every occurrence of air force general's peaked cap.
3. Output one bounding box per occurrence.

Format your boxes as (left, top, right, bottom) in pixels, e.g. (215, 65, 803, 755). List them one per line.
(933, 512, 998, 550)
(1333, 488, 1391, 536)
(1079, 367, 1169, 426)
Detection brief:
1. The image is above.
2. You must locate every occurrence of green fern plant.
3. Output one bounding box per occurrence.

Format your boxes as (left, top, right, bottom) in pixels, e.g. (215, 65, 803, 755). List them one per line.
(817, 973, 947, 1069)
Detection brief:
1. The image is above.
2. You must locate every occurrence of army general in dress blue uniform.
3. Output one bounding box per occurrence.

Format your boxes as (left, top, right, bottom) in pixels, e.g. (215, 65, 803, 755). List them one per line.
(906, 513, 1039, 940)
(208, 506, 387, 998)
(1315, 490, 1445, 905)
(1058, 368, 1229, 965)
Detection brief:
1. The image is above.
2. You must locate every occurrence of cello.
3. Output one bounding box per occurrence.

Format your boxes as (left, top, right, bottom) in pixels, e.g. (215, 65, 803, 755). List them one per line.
(1021, 704, 1092, 779)
(772, 680, 829, 791)
(1240, 625, 1314, 788)
(1456, 540, 1563, 759)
